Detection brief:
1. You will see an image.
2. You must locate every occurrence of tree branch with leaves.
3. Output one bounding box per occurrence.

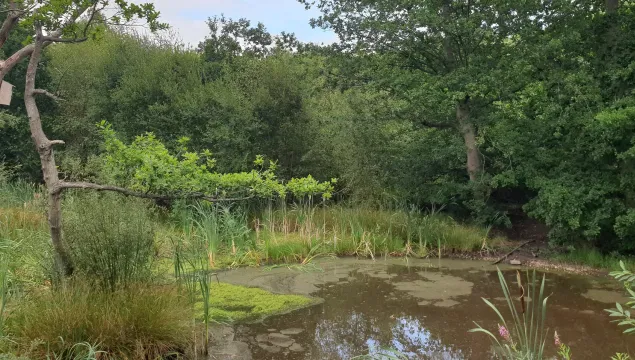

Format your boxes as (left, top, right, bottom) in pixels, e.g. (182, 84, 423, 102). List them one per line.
(2, 1, 336, 277)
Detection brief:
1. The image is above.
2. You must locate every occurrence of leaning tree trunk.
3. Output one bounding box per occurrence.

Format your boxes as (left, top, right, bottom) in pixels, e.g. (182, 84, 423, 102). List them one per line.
(457, 98, 480, 181)
(24, 26, 74, 276)
(606, 0, 619, 14)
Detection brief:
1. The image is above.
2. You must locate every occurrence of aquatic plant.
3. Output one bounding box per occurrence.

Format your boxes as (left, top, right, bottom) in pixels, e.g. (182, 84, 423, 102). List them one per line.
(612, 354, 633, 360)
(470, 269, 554, 359)
(555, 331, 572, 360)
(206, 282, 312, 323)
(605, 261, 635, 359)
(191, 202, 222, 268)
(606, 261, 635, 335)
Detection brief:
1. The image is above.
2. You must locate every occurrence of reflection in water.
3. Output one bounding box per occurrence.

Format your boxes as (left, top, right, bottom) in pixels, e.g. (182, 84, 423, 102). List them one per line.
(389, 316, 466, 359)
(234, 260, 630, 360)
(312, 312, 466, 359)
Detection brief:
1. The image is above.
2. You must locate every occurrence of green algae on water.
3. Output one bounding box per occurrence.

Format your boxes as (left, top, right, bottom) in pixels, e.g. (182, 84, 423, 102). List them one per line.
(200, 282, 314, 323)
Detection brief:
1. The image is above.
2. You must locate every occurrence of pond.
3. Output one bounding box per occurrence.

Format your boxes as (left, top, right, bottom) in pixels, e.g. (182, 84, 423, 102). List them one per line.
(216, 258, 632, 359)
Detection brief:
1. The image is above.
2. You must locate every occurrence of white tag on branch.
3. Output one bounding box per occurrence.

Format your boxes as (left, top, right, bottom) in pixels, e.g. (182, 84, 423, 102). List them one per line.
(0, 81, 13, 106)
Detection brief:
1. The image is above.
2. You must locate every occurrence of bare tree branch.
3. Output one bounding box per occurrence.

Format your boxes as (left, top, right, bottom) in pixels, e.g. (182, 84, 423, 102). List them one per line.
(82, 2, 102, 38)
(0, 4, 91, 79)
(0, 0, 21, 49)
(0, 44, 34, 77)
(40, 36, 88, 44)
(25, 23, 74, 276)
(58, 182, 254, 203)
(33, 89, 63, 101)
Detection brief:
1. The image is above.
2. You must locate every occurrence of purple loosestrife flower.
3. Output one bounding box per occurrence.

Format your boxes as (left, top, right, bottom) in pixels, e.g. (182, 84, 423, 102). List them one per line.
(498, 324, 511, 342)
(554, 331, 561, 346)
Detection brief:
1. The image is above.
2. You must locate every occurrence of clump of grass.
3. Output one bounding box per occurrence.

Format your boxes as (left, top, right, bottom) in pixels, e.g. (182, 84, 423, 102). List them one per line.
(204, 282, 313, 323)
(63, 193, 156, 291)
(7, 283, 194, 359)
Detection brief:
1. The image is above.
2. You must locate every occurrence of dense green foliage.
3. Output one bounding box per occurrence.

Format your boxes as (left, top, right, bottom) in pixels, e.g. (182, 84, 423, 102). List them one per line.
(2, 1, 635, 254)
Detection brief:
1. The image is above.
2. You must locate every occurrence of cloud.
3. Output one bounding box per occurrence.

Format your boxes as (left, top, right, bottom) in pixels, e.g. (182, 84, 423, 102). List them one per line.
(149, 0, 336, 48)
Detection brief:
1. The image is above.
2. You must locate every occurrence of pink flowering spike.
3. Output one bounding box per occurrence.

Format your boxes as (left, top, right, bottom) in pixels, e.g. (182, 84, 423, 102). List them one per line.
(498, 324, 511, 342)
(554, 330, 561, 346)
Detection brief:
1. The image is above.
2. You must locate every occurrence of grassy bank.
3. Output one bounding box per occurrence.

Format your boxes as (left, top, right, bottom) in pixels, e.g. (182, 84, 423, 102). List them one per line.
(0, 182, 506, 359)
(1, 181, 633, 358)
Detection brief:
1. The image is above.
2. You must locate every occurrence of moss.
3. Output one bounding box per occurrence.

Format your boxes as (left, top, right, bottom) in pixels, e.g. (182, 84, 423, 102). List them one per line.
(200, 282, 313, 323)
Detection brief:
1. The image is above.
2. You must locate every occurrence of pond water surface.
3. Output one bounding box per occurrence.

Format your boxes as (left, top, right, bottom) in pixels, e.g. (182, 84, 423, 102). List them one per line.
(217, 258, 633, 359)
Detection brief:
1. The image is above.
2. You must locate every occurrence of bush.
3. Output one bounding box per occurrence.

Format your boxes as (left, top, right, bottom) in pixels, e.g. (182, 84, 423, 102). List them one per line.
(63, 193, 156, 291)
(7, 283, 194, 359)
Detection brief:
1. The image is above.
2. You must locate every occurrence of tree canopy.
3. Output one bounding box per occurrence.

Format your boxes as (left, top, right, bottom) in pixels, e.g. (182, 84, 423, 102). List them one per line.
(2, 0, 635, 254)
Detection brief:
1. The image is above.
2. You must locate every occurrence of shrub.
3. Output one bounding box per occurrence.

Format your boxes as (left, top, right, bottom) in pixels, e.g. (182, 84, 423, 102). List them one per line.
(7, 283, 194, 359)
(63, 193, 156, 290)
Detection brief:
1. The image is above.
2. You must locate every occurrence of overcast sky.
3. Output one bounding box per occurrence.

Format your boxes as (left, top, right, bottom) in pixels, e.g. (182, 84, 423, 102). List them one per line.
(150, 0, 337, 48)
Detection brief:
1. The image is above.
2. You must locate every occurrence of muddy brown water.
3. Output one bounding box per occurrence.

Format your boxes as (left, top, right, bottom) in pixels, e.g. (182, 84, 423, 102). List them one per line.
(217, 258, 633, 359)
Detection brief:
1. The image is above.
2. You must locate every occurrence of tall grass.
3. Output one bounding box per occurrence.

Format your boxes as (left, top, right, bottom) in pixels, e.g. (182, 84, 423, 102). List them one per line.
(256, 205, 497, 263)
(0, 257, 9, 338)
(7, 283, 194, 359)
(0, 181, 42, 210)
(0, 183, 50, 288)
(63, 193, 156, 291)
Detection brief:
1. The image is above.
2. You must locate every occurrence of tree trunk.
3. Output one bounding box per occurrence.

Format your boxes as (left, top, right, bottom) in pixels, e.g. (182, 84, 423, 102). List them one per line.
(24, 26, 74, 276)
(457, 98, 480, 181)
(606, 0, 619, 14)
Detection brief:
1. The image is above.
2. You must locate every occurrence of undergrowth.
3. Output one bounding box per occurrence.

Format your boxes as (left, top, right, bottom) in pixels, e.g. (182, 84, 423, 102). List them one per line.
(7, 283, 194, 359)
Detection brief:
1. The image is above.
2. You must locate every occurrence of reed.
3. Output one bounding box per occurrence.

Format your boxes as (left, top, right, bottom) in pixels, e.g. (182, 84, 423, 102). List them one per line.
(470, 269, 551, 359)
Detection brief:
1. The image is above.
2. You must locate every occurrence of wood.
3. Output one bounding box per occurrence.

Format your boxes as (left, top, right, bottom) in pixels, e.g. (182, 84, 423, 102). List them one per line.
(0, 5, 90, 82)
(606, 0, 619, 14)
(59, 181, 254, 203)
(0, 80, 12, 105)
(0, 0, 20, 50)
(25, 25, 74, 276)
(457, 97, 480, 181)
(491, 240, 535, 265)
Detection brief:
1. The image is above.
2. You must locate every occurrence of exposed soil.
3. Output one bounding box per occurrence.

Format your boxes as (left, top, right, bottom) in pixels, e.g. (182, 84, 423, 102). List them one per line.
(466, 214, 611, 276)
